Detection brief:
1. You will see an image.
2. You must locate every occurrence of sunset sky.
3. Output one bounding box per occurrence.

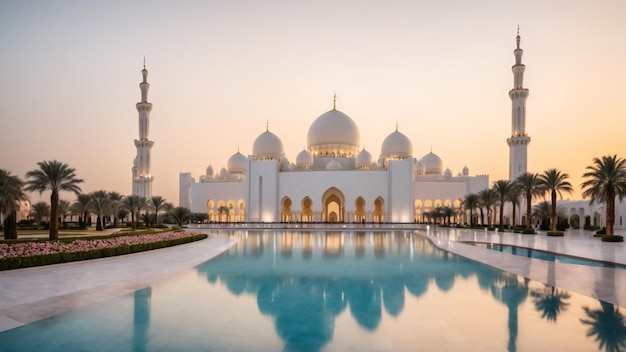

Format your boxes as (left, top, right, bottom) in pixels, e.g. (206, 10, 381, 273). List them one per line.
(1, 0, 625, 206)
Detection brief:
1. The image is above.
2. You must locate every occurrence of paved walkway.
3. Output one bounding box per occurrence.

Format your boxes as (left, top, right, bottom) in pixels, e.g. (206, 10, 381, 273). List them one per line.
(0, 234, 236, 333)
(1, 226, 625, 333)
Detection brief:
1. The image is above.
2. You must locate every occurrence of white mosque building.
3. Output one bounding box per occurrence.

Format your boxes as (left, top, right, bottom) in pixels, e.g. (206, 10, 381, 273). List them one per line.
(174, 31, 626, 229)
(179, 104, 488, 223)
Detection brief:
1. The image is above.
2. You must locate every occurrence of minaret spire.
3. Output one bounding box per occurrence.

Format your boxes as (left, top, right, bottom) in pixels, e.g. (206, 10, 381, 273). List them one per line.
(507, 28, 531, 180)
(332, 91, 337, 110)
(132, 61, 155, 198)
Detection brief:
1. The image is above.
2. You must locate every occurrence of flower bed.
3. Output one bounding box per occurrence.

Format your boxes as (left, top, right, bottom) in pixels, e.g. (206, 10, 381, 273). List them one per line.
(0, 231, 207, 270)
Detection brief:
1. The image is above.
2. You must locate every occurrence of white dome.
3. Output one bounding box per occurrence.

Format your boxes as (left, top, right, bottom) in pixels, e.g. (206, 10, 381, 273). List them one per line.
(227, 152, 247, 174)
(288, 163, 296, 171)
(199, 175, 206, 183)
(253, 130, 284, 160)
(326, 159, 342, 171)
(462, 165, 469, 176)
(219, 167, 228, 179)
(307, 109, 360, 157)
(415, 159, 426, 175)
(444, 168, 452, 178)
(296, 149, 314, 169)
(381, 130, 413, 159)
(422, 152, 443, 175)
(206, 165, 214, 176)
(356, 149, 372, 169)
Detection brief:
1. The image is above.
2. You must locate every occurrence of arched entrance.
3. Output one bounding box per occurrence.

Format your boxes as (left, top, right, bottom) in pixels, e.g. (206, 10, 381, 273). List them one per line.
(322, 187, 345, 223)
(281, 197, 293, 222)
(301, 197, 313, 222)
(355, 197, 366, 223)
(373, 197, 385, 223)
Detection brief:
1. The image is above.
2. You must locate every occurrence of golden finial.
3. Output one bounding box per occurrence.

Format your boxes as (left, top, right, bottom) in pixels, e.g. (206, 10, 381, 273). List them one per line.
(517, 24, 520, 36)
(395, 121, 399, 132)
(333, 91, 337, 110)
(143, 55, 146, 70)
(237, 145, 240, 153)
(266, 120, 269, 132)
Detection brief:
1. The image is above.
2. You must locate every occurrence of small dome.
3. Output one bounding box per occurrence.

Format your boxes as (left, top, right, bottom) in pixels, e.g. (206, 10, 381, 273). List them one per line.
(206, 165, 214, 176)
(199, 175, 206, 183)
(219, 167, 228, 179)
(444, 168, 452, 178)
(356, 149, 372, 169)
(288, 163, 296, 172)
(227, 152, 247, 174)
(253, 129, 284, 160)
(422, 152, 443, 175)
(326, 159, 342, 171)
(415, 159, 426, 175)
(296, 149, 314, 168)
(307, 109, 360, 157)
(381, 130, 413, 159)
(371, 162, 378, 170)
(280, 155, 289, 172)
(462, 165, 469, 176)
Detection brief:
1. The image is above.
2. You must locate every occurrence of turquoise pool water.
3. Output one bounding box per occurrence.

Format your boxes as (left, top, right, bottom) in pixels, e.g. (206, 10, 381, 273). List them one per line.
(466, 242, 626, 270)
(1, 230, 624, 351)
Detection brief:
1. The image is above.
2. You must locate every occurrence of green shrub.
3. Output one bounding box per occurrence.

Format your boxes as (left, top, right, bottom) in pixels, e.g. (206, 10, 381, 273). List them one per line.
(602, 235, 624, 242)
(522, 228, 536, 234)
(547, 231, 564, 237)
(596, 227, 607, 235)
(0, 233, 208, 270)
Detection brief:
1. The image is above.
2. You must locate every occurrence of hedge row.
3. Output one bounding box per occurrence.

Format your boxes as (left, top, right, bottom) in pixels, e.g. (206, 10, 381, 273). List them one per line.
(0, 233, 207, 271)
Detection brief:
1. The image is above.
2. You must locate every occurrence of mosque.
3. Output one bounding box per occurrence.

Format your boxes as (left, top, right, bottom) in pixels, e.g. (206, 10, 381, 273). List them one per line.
(179, 103, 488, 223)
(173, 32, 625, 228)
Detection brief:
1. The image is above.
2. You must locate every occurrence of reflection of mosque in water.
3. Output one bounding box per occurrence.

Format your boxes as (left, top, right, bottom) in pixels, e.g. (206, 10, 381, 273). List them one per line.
(195, 231, 624, 351)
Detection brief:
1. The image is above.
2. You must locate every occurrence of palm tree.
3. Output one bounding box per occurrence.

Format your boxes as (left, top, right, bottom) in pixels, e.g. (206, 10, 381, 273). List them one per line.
(443, 206, 455, 225)
(532, 201, 551, 230)
(25, 161, 83, 240)
(123, 195, 147, 231)
(507, 184, 522, 227)
(581, 155, 626, 237)
(170, 206, 192, 227)
(117, 208, 129, 226)
(515, 172, 542, 230)
(57, 199, 71, 228)
(71, 193, 93, 229)
(90, 190, 112, 231)
(462, 193, 480, 227)
(0, 169, 27, 239)
(149, 196, 168, 226)
(479, 188, 498, 227)
(538, 168, 574, 232)
(108, 192, 124, 227)
(492, 179, 513, 230)
(30, 201, 50, 227)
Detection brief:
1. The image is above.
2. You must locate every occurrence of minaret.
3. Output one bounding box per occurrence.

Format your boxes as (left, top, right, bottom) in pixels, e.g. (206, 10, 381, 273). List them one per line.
(132, 58, 154, 197)
(507, 28, 531, 180)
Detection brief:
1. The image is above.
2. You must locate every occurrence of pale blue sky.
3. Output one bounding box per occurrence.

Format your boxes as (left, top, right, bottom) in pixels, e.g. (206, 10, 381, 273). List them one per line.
(1, 0, 625, 204)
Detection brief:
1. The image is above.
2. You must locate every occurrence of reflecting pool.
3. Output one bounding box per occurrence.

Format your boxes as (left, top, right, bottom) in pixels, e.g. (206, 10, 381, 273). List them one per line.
(1, 230, 625, 351)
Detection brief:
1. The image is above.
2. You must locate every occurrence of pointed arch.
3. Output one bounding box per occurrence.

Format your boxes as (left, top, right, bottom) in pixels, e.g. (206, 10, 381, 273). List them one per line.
(355, 196, 366, 223)
(207, 199, 215, 222)
(301, 197, 313, 222)
(237, 199, 245, 222)
(373, 196, 385, 223)
(281, 197, 293, 222)
(322, 187, 345, 223)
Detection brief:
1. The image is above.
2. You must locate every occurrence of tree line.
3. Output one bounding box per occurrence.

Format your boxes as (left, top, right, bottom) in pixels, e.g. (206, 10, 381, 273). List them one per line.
(454, 155, 626, 237)
(0, 160, 197, 240)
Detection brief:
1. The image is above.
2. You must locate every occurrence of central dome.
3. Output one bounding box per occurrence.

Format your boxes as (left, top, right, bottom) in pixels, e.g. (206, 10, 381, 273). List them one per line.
(307, 109, 360, 158)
